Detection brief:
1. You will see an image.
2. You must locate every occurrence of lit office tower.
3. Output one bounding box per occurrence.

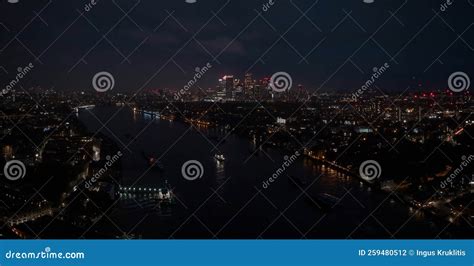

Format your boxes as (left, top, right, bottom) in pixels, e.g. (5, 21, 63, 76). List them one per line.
(253, 78, 270, 100)
(244, 73, 254, 99)
(216, 78, 226, 100)
(224, 75, 234, 100)
(244, 73, 253, 89)
(218, 77, 226, 90)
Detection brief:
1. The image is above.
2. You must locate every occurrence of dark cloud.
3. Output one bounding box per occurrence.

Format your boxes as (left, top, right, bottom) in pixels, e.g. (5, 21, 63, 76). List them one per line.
(202, 37, 246, 55)
(0, 0, 473, 92)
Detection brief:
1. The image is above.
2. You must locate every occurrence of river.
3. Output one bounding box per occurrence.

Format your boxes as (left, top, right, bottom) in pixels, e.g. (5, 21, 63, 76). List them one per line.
(78, 107, 461, 239)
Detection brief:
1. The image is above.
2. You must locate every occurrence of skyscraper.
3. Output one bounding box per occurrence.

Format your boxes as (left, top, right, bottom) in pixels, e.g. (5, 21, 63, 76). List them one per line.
(224, 75, 234, 100)
(216, 78, 226, 100)
(244, 73, 254, 90)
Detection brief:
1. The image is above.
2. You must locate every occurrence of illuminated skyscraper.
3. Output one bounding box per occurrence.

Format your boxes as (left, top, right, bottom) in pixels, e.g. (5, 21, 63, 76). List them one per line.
(224, 75, 234, 100)
(216, 78, 226, 99)
(244, 73, 254, 89)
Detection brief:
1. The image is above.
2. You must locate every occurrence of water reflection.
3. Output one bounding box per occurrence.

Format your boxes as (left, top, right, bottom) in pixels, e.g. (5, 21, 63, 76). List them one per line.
(215, 159, 226, 184)
(77, 107, 456, 239)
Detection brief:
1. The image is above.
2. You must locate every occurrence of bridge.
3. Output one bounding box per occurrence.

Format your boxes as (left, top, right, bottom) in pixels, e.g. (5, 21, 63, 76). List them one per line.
(133, 108, 160, 118)
(4, 207, 54, 226)
(118, 186, 176, 213)
(74, 105, 96, 112)
(118, 186, 174, 201)
(0, 114, 34, 119)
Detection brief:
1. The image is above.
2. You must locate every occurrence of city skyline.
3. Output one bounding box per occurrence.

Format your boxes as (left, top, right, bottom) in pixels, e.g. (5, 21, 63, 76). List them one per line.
(0, 88, 472, 239)
(1, 0, 473, 92)
(0, 0, 472, 241)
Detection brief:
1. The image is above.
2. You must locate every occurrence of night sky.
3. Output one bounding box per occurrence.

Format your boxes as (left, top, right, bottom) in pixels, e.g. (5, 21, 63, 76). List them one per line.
(0, 0, 473, 92)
